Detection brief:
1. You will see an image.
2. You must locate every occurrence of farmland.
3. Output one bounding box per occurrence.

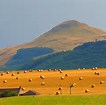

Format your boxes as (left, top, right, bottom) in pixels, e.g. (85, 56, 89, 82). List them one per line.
(0, 94, 106, 105)
(0, 68, 106, 95)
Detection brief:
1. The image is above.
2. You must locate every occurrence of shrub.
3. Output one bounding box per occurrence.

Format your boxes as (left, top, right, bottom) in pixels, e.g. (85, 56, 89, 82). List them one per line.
(0, 91, 17, 97)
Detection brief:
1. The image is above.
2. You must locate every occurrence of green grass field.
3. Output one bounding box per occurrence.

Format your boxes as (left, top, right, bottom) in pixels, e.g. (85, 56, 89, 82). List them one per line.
(0, 94, 106, 105)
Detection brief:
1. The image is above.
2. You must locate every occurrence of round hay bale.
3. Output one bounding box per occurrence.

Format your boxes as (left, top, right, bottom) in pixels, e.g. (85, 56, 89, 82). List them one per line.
(95, 72, 97, 75)
(58, 69, 62, 71)
(29, 79, 32, 82)
(29, 69, 33, 72)
(60, 71, 63, 73)
(48, 69, 51, 71)
(16, 77, 19, 79)
(85, 89, 89, 93)
(58, 87, 62, 90)
(100, 81, 104, 84)
(41, 82, 45, 85)
(92, 67, 95, 70)
(1, 73, 3, 76)
(22, 87, 25, 90)
(61, 76, 64, 80)
(91, 84, 95, 88)
(95, 72, 100, 75)
(54, 69, 57, 71)
(11, 73, 15, 76)
(79, 77, 82, 80)
(78, 68, 81, 70)
(40, 69, 43, 72)
(40, 75, 45, 79)
(56, 91, 60, 95)
(24, 71, 27, 73)
(72, 83, 76, 87)
(38, 70, 41, 72)
(17, 72, 20, 74)
(6, 71, 9, 74)
(97, 72, 100, 75)
(3, 80, 7, 83)
(65, 74, 68, 76)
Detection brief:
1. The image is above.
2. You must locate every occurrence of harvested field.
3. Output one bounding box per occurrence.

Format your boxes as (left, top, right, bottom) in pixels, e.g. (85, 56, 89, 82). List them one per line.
(0, 68, 106, 95)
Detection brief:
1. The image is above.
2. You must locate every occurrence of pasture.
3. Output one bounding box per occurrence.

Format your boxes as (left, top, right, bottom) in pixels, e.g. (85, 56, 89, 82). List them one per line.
(0, 94, 106, 105)
(0, 68, 106, 95)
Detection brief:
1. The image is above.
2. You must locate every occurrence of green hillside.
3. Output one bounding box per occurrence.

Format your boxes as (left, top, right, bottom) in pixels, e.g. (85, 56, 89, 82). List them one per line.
(20, 40, 106, 70)
(0, 48, 54, 70)
(0, 94, 106, 105)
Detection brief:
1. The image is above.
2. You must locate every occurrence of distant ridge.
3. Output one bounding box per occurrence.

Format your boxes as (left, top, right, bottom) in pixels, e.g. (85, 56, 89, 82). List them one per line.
(0, 20, 106, 68)
(20, 40, 106, 70)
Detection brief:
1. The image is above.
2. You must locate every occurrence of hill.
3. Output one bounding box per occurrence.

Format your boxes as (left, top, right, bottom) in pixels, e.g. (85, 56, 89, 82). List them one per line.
(23, 20, 106, 51)
(0, 47, 54, 70)
(20, 40, 106, 70)
(0, 20, 106, 67)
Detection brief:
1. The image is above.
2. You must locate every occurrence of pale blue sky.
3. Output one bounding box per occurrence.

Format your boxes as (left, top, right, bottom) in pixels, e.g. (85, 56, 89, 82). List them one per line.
(0, 0, 106, 48)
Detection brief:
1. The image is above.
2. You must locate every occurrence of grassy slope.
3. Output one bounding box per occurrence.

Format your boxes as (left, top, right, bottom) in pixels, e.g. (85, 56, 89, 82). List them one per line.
(26, 20, 106, 51)
(0, 94, 106, 105)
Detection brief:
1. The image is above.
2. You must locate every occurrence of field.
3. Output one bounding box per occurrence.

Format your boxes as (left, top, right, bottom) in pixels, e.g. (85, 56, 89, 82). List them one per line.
(0, 68, 106, 95)
(0, 68, 106, 105)
(0, 94, 106, 105)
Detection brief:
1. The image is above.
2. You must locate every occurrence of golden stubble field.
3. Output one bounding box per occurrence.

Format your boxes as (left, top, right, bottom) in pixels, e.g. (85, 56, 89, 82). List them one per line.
(0, 68, 106, 95)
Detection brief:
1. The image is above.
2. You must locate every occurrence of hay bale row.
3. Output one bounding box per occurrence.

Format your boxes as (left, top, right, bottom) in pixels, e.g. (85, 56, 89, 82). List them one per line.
(95, 72, 100, 75)
(92, 67, 98, 70)
(53, 69, 57, 72)
(48, 69, 52, 72)
(38, 69, 43, 72)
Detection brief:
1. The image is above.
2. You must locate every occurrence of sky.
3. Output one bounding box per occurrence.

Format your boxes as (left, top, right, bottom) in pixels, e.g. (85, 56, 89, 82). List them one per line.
(0, 0, 106, 49)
